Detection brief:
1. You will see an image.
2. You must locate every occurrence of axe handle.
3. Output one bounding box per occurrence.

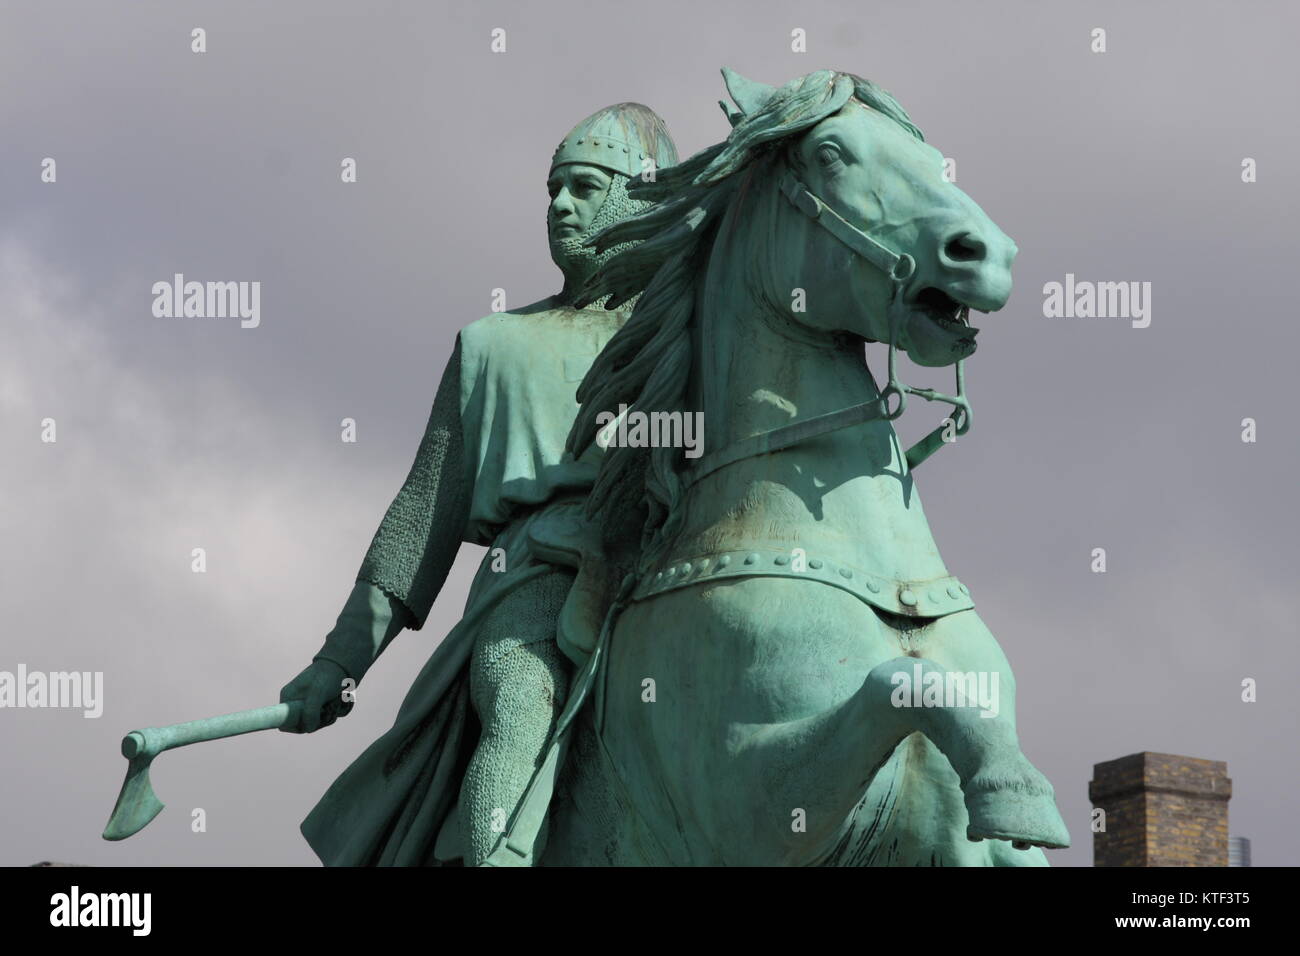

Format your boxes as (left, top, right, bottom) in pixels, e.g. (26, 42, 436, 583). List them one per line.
(123, 701, 304, 759)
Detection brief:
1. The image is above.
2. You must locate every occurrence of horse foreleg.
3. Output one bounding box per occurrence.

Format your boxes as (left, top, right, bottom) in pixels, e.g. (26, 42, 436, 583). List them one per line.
(734, 655, 1068, 858)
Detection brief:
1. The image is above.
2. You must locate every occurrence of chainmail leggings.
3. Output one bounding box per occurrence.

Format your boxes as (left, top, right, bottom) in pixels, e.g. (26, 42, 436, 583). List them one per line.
(460, 567, 575, 866)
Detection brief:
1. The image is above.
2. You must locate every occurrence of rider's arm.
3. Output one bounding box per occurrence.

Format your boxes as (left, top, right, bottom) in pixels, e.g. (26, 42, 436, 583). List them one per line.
(311, 580, 410, 684)
(312, 337, 473, 684)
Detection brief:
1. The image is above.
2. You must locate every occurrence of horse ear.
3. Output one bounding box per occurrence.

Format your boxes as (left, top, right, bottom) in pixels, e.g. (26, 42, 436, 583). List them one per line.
(721, 66, 776, 118)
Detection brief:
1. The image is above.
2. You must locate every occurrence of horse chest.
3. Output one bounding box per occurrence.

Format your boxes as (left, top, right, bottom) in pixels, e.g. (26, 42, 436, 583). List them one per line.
(678, 448, 953, 585)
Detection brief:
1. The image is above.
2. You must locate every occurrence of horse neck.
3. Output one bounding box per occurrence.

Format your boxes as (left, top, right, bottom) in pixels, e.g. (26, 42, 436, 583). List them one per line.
(696, 213, 884, 455)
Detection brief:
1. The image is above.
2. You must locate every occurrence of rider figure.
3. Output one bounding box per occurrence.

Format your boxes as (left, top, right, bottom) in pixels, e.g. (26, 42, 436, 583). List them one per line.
(279, 103, 678, 866)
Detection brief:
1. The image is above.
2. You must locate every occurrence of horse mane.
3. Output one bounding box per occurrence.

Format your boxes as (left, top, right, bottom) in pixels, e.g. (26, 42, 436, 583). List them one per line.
(565, 69, 925, 573)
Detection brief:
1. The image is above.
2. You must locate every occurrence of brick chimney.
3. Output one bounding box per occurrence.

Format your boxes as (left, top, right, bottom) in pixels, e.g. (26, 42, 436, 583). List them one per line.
(1088, 752, 1231, 867)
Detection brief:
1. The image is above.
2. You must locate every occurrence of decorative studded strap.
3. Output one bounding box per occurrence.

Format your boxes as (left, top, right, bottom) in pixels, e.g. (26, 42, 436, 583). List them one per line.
(632, 548, 973, 619)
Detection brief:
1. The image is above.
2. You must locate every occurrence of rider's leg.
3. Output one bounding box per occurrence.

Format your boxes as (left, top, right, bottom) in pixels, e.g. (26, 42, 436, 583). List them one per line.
(460, 568, 576, 866)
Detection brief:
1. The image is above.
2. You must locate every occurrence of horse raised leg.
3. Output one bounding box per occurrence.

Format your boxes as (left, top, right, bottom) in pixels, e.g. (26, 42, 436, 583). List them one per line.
(598, 578, 1067, 865)
(737, 654, 1068, 850)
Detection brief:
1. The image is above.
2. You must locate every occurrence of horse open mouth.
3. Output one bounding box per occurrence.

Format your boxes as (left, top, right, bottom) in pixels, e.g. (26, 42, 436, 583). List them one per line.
(912, 287, 979, 336)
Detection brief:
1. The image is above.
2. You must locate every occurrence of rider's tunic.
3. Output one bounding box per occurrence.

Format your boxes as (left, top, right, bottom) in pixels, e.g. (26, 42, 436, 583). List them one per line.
(300, 300, 624, 866)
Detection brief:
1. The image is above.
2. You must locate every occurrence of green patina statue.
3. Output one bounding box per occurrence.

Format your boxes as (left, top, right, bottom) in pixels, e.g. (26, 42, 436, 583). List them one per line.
(102, 68, 1070, 866)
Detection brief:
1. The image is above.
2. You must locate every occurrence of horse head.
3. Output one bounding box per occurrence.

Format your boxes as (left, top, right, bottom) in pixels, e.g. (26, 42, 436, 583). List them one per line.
(722, 67, 1017, 369)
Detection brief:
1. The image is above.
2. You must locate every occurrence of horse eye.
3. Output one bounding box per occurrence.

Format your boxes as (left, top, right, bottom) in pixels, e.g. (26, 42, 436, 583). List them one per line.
(816, 144, 841, 168)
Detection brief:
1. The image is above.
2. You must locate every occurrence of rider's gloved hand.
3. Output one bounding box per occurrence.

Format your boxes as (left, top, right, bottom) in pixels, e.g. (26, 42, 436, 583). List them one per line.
(278, 581, 409, 733)
(279, 659, 354, 733)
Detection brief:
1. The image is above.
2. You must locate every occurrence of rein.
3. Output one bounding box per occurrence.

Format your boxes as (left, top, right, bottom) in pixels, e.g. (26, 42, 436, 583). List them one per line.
(681, 171, 971, 489)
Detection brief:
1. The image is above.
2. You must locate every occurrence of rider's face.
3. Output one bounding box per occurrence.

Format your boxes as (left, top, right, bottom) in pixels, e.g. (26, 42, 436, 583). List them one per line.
(547, 164, 614, 240)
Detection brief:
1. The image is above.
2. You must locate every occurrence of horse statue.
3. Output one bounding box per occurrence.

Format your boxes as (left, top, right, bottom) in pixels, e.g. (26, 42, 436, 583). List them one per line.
(493, 67, 1070, 866)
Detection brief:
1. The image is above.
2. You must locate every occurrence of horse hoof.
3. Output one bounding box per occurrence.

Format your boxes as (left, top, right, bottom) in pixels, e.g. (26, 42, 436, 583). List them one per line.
(963, 779, 1071, 850)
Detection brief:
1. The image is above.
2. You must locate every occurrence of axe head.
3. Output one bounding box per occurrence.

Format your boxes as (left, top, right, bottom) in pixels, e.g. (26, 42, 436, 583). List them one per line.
(102, 732, 164, 841)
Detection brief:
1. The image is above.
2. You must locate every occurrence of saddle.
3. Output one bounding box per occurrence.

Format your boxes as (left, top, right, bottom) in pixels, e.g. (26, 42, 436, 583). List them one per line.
(524, 497, 622, 666)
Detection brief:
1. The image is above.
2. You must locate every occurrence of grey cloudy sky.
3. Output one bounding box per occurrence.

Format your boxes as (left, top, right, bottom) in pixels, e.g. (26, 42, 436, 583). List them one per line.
(2, 0, 1296, 867)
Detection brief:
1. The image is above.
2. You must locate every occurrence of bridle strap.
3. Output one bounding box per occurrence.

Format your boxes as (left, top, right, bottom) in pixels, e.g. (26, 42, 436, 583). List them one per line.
(682, 393, 895, 489)
(681, 172, 971, 489)
(778, 173, 915, 283)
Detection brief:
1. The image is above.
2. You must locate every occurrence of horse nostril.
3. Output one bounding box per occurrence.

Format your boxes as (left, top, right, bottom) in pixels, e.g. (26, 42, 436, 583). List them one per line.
(943, 231, 987, 264)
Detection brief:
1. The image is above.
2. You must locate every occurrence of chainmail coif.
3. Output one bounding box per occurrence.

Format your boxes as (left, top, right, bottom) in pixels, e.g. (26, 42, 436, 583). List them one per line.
(549, 172, 649, 306)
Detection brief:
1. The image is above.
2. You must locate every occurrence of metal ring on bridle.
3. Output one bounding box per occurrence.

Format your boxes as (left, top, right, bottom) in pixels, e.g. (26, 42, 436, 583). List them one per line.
(879, 382, 906, 420)
(890, 253, 915, 283)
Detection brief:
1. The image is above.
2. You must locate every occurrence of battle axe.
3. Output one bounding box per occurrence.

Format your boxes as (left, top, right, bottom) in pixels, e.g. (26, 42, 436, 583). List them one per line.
(102, 700, 303, 841)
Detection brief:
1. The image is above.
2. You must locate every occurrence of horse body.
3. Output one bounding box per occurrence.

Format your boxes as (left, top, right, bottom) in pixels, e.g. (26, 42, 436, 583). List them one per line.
(535, 69, 1069, 866)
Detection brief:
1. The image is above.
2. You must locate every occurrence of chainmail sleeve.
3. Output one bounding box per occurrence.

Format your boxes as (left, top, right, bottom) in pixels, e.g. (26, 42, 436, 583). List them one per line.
(355, 335, 473, 631)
